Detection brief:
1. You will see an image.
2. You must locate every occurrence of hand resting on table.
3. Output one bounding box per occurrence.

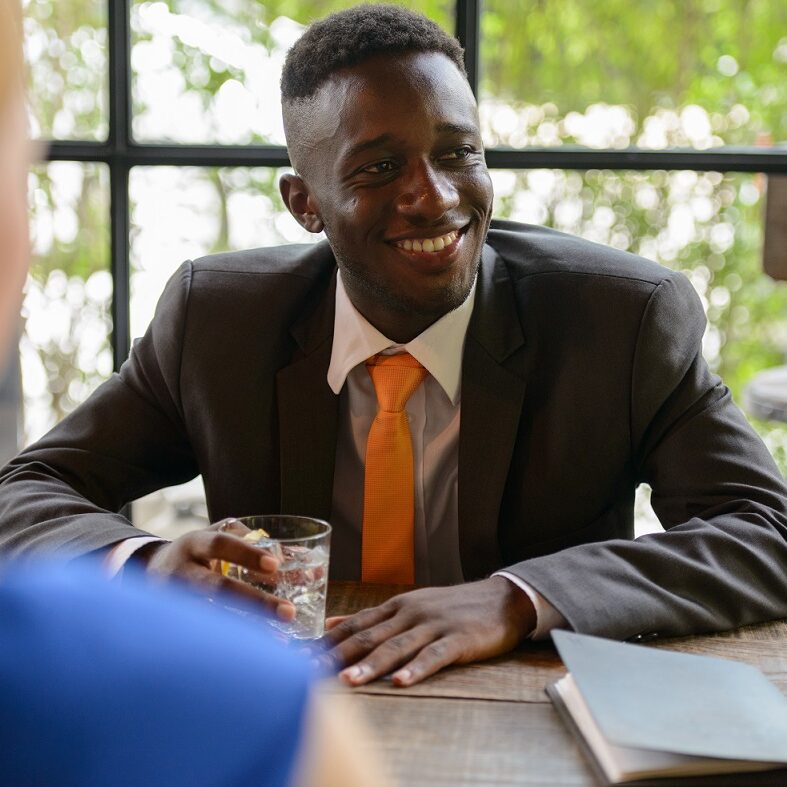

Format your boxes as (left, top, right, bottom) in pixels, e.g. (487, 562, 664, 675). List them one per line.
(320, 576, 537, 687)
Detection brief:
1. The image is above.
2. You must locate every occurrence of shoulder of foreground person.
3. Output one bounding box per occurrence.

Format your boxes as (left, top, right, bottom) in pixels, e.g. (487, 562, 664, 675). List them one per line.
(0, 560, 319, 787)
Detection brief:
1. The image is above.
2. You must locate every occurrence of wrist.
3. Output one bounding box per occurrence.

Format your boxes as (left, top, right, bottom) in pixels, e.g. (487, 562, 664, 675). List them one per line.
(128, 540, 167, 569)
(489, 575, 537, 641)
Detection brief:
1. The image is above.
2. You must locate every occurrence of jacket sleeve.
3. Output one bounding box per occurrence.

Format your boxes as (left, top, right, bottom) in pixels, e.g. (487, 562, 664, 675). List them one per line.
(507, 272, 787, 639)
(0, 262, 199, 558)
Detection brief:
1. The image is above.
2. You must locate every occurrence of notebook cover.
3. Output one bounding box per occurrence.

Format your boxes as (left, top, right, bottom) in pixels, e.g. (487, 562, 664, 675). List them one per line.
(550, 630, 787, 764)
(546, 680, 787, 786)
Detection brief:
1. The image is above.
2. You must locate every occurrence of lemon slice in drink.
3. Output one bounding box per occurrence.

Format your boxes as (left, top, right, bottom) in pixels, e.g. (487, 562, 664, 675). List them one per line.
(241, 528, 270, 542)
(221, 527, 270, 576)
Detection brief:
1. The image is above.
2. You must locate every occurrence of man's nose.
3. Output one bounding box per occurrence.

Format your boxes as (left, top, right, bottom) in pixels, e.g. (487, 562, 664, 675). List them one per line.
(394, 160, 460, 221)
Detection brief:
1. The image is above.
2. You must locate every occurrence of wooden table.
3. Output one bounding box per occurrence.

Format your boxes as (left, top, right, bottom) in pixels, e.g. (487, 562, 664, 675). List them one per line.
(325, 582, 787, 787)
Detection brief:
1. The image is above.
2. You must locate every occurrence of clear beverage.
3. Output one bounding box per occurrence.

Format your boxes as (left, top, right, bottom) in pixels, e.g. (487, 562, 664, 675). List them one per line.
(239, 540, 329, 639)
(222, 515, 331, 640)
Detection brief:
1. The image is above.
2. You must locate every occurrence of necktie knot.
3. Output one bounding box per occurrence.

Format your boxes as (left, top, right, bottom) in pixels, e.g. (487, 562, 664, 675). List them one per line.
(366, 353, 428, 413)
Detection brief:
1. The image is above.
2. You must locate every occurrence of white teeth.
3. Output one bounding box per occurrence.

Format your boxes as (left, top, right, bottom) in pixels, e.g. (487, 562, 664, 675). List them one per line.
(395, 230, 459, 253)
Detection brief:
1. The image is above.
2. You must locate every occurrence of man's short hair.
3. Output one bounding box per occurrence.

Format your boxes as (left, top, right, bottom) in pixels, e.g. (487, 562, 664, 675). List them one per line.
(280, 4, 466, 102)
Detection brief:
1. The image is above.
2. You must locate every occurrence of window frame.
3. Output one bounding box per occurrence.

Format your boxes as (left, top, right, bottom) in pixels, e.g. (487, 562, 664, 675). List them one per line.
(44, 0, 787, 372)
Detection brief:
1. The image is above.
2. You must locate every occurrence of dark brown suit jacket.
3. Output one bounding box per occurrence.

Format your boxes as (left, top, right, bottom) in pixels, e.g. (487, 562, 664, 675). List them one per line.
(1, 220, 785, 640)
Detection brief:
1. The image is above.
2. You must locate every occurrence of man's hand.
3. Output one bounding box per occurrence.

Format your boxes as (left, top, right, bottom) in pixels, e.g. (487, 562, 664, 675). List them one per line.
(320, 576, 536, 687)
(138, 519, 296, 621)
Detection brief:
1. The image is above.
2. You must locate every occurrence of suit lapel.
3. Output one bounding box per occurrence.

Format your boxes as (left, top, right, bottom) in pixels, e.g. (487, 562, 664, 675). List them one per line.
(459, 244, 529, 579)
(276, 270, 339, 521)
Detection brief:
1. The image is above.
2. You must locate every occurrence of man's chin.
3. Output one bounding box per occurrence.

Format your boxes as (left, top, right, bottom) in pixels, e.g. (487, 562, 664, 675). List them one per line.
(338, 247, 480, 328)
(390, 269, 477, 319)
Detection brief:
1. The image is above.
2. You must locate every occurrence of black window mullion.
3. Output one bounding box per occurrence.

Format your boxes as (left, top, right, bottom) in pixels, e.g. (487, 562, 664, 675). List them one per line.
(108, 0, 132, 372)
(126, 143, 290, 168)
(484, 147, 787, 174)
(109, 163, 130, 370)
(45, 139, 787, 174)
(455, 0, 480, 96)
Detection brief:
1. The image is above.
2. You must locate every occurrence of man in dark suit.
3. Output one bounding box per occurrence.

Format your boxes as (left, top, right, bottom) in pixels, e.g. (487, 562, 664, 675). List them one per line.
(1, 5, 785, 688)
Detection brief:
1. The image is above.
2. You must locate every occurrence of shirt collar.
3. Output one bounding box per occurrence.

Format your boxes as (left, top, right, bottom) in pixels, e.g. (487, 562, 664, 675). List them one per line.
(327, 271, 476, 405)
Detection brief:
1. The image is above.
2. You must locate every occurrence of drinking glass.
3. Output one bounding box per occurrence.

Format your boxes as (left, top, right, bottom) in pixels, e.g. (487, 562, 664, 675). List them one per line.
(221, 515, 331, 640)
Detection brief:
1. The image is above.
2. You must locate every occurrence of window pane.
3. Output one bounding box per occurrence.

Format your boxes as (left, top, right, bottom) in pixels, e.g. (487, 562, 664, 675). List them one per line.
(480, 0, 787, 149)
(129, 165, 322, 338)
(130, 0, 455, 144)
(21, 162, 112, 445)
(491, 168, 787, 475)
(23, 0, 108, 141)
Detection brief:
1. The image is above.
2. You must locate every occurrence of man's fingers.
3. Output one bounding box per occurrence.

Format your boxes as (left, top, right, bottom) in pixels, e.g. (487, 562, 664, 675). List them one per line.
(327, 614, 412, 669)
(389, 635, 464, 687)
(325, 615, 351, 631)
(320, 603, 398, 648)
(337, 624, 439, 686)
(192, 531, 279, 575)
(211, 517, 252, 537)
(195, 566, 295, 621)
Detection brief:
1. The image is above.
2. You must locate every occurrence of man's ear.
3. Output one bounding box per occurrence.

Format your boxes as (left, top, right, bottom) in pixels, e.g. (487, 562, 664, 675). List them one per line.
(279, 174, 325, 234)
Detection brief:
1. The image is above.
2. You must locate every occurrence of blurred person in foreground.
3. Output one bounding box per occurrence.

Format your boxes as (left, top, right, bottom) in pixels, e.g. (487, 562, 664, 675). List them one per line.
(0, 2, 388, 785)
(0, 3, 785, 690)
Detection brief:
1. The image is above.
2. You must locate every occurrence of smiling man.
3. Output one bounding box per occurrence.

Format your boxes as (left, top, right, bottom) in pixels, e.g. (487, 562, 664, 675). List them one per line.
(1, 5, 786, 688)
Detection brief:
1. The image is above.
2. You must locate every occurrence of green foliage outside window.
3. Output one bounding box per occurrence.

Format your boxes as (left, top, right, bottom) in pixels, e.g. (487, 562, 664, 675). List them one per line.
(482, 0, 787, 146)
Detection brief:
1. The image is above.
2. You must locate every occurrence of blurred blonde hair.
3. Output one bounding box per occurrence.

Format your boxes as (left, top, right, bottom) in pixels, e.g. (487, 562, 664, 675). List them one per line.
(0, 0, 24, 113)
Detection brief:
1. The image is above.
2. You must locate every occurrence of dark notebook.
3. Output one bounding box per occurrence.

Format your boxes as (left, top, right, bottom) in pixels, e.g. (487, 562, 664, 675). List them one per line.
(547, 630, 787, 785)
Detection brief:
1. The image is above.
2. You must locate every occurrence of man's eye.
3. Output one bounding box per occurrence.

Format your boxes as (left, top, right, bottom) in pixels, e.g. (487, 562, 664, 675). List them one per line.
(440, 146, 475, 161)
(362, 160, 397, 174)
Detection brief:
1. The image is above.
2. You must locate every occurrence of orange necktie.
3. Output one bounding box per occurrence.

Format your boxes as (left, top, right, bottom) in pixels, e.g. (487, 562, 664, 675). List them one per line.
(362, 353, 428, 584)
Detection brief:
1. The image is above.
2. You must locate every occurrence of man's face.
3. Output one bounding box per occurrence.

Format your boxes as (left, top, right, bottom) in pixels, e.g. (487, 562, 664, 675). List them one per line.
(282, 51, 494, 341)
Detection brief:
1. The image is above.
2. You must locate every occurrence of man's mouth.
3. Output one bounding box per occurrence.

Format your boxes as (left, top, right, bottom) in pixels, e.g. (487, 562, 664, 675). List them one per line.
(391, 226, 466, 255)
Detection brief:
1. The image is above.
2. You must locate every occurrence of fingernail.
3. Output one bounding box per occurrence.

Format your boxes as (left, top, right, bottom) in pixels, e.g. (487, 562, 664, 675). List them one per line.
(276, 602, 296, 621)
(392, 668, 412, 685)
(340, 664, 371, 684)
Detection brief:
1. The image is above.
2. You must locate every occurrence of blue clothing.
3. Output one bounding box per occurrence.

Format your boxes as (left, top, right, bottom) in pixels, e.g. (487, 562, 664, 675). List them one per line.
(0, 562, 317, 786)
